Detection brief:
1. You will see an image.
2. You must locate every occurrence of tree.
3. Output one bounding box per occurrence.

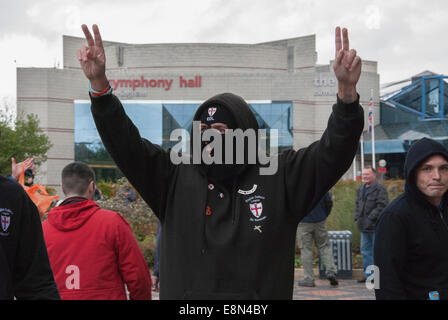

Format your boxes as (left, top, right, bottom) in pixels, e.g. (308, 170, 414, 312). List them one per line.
(0, 113, 52, 176)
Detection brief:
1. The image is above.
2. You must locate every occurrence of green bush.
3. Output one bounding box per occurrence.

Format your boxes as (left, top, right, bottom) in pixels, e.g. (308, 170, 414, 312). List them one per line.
(326, 180, 362, 252)
(326, 179, 405, 253)
(96, 180, 115, 199)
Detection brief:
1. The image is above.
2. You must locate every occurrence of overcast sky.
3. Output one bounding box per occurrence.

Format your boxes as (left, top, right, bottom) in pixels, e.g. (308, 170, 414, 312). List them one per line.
(1, 0, 447, 111)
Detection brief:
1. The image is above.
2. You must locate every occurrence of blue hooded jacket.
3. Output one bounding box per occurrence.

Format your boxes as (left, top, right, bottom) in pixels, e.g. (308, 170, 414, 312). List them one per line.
(300, 192, 333, 223)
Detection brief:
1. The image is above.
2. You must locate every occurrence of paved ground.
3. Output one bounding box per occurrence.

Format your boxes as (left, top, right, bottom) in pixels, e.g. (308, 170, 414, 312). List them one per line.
(151, 276, 375, 300)
(292, 278, 375, 300)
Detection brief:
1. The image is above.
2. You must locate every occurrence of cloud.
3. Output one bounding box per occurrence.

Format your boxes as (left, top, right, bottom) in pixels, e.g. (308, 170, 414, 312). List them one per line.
(365, 5, 382, 30)
(0, 0, 447, 105)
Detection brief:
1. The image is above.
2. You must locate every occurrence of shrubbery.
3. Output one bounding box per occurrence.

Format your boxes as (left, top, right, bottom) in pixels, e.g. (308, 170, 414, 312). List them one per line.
(95, 178, 160, 270)
(327, 178, 404, 252)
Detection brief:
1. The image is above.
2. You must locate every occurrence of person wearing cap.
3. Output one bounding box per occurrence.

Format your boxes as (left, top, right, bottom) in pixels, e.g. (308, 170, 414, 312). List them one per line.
(374, 138, 448, 300)
(77, 24, 364, 299)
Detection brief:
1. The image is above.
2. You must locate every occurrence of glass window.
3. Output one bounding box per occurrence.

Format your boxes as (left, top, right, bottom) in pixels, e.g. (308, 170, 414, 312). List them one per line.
(425, 79, 440, 117)
(249, 102, 293, 153)
(394, 81, 423, 114)
(74, 100, 293, 180)
(389, 77, 448, 120)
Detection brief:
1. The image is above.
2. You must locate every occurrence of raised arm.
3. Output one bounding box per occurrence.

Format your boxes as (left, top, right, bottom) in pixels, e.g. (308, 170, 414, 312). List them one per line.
(285, 26, 364, 221)
(77, 25, 174, 219)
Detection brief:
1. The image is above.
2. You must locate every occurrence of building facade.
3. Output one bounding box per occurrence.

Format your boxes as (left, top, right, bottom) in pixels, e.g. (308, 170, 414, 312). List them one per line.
(17, 34, 379, 194)
(361, 71, 448, 178)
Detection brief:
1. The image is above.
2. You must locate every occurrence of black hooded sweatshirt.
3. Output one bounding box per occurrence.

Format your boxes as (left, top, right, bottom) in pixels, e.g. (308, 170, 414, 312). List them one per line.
(91, 92, 363, 299)
(0, 176, 59, 300)
(374, 138, 448, 300)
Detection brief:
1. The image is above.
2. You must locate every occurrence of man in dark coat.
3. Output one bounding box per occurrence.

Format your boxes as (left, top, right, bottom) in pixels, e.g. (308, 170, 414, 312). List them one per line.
(354, 166, 388, 282)
(0, 176, 60, 300)
(375, 138, 448, 300)
(0, 130, 59, 300)
(77, 24, 364, 299)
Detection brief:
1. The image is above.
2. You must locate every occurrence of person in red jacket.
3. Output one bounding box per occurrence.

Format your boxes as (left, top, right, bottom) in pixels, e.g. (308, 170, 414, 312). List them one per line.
(42, 161, 152, 300)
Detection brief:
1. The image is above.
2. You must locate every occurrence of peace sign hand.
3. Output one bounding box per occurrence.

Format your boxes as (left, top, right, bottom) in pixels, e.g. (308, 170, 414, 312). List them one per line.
(333, 27, 362, 103)
(77, 24, 108, 91)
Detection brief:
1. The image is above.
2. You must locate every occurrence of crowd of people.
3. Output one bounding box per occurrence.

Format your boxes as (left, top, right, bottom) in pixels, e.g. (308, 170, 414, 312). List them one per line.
(1, 23, 447, 300)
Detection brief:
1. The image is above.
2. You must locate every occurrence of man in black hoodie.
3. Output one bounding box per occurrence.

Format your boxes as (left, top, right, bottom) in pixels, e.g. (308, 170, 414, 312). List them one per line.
(77, 24, 364, 299)
(375, 138, 448, 300)
(0, 134, 60, 300)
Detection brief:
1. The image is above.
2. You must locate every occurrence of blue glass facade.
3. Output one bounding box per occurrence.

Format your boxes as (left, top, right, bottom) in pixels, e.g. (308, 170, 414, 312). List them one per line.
(364, 75, 448, 178)
(386, 76, 448, 120)
(74, 100, 293, 180)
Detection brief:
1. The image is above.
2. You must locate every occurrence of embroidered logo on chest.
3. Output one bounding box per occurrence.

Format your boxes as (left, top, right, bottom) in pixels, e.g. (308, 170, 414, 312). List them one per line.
(245, 195, 266, 222)
(0, 208, 13, 236)
(249, 202, 263, 218)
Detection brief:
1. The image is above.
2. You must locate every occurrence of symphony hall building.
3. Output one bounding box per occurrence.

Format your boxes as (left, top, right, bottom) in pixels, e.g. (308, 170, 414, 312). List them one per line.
(17, 34, 379, 194)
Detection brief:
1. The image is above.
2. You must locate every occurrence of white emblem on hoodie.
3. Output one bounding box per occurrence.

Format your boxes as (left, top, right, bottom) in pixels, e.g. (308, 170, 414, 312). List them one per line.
(0, 208, 13, 236)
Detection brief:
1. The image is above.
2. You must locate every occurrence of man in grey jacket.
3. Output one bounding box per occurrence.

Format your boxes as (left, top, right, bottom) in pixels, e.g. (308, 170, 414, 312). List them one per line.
(354, 166, 388, 282)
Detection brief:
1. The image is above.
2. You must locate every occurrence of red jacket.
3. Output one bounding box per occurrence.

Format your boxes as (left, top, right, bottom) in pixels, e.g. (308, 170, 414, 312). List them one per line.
(42, 199, 152, 300)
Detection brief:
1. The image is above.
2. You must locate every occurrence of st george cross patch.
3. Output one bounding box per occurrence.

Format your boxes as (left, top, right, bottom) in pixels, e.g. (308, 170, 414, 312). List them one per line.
(249, 202, 263, 218)
(0, 208, 13, 236)
(245, 194, 267, 222)
(208, 107, 217, 117)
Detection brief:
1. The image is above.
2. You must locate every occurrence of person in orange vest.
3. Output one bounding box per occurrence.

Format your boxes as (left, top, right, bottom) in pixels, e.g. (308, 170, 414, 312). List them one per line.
(8, 157, 59, 219)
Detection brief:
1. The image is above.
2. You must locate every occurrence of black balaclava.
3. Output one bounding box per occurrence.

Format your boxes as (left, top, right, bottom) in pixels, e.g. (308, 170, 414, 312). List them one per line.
(199, 104, 241, 183)
(192, 93, 259, 185)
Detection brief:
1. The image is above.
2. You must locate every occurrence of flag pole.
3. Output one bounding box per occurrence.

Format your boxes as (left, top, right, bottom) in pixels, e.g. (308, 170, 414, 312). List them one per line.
(360, 133, 364, 171)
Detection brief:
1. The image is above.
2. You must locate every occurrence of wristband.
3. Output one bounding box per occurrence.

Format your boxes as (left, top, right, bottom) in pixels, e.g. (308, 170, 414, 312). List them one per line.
(89, 81, 113, 96)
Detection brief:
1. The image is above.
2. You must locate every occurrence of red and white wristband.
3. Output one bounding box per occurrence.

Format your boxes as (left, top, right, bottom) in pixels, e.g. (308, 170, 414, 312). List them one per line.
(89, 81, 113, 97)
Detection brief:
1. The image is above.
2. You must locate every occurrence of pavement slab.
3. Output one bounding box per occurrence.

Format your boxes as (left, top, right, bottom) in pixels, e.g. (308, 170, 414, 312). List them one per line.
(150, 278, 376, 300)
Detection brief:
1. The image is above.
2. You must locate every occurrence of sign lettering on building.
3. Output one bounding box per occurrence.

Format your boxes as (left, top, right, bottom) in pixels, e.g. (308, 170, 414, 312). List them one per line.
(314, 73, 337, 96)
(109, 76, 202, 92)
